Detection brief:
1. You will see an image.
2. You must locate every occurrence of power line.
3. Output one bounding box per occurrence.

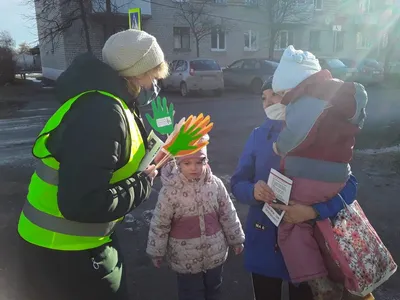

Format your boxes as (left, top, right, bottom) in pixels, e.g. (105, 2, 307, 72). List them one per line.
(139, 0, 270, 26)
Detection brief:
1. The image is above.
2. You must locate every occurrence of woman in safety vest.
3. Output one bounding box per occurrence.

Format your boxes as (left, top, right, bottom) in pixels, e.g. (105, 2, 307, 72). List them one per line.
(18, 29, 168, 300)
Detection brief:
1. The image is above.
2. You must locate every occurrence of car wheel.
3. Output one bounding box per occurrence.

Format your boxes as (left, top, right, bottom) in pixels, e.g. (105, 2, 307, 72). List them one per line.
(250, 78, 263, 94)
(180, 82, 189, 97)
(213, 89, 223, 97)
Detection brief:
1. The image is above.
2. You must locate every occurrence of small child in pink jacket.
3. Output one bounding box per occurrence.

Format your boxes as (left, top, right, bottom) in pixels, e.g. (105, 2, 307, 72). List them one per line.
(146, 135, 245, 300)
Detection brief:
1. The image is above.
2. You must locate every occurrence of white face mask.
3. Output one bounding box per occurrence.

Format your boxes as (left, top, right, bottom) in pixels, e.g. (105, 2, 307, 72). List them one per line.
(264, 103, 286, 120)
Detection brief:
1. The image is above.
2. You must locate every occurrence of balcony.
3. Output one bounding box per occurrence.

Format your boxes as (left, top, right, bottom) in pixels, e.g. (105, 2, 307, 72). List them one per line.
(91, 0, 151, 17)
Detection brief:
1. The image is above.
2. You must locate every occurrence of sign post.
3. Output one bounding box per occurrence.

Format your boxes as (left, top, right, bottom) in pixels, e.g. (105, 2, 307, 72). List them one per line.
(332, 24, 342, 52)
(128, 8, 142, 30)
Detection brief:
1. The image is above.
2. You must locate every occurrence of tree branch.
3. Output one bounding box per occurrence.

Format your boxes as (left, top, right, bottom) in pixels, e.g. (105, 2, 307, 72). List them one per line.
(173, 0, 235, 55)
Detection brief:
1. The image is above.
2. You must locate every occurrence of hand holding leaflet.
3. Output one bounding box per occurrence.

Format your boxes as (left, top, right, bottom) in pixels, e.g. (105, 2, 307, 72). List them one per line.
(262, 168, 293, 226)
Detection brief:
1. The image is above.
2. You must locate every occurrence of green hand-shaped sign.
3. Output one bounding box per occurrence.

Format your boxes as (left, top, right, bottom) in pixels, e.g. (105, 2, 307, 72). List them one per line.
(166, 124, 202, 156)
(145, 96, 175, 135)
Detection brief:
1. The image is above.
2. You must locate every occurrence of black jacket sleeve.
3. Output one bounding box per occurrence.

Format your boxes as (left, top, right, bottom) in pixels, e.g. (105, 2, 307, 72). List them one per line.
(55, 94, 152, 223)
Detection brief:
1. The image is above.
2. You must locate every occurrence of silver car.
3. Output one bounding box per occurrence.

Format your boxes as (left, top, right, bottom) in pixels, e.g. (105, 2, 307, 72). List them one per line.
(223, 58, 278, 94)
(160, 59, 224, 97)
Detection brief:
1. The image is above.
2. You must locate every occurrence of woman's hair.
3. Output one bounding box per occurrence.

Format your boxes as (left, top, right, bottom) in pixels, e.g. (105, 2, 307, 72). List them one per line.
(147, 60, 169, 80)
(125, 60, 169, 96)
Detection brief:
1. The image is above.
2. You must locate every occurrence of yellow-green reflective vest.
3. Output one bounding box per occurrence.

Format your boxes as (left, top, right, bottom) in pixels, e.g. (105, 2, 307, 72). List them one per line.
(17, 90, 146, 251)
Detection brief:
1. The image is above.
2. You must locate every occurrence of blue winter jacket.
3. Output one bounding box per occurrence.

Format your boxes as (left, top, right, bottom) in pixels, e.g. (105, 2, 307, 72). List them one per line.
(231, 118, 358, 280)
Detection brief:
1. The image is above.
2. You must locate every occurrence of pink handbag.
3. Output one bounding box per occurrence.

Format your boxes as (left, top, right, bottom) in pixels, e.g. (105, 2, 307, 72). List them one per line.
(324, 200, 397, 297)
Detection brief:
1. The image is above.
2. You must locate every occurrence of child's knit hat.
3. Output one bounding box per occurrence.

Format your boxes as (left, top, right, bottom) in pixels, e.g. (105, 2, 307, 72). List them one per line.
(176, 134, 209, 164)
(272, 45, 321, 93)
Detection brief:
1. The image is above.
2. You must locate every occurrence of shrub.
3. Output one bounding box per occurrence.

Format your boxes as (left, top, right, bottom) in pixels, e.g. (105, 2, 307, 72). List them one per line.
(0, 47, 16, 85)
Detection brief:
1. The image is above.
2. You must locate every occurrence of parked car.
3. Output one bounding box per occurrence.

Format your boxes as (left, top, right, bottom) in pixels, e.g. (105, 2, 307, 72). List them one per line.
(340, 58, 384, 85)
(223, 58, 278, 94)
(317, 57, 358, 81)
(160, 58, 224, 97)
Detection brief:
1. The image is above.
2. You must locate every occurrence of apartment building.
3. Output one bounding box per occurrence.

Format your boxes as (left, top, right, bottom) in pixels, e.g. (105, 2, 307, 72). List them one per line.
(36, 0, 396, 80)
(299, 0, 394, 60)
(146, 0, 271, 67)
(36, 0, 275, 79)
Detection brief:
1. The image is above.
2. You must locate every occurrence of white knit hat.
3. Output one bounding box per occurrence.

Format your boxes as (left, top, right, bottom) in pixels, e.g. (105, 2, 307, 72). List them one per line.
(102, 29, 165, 77)
(272, 45, 321, 93)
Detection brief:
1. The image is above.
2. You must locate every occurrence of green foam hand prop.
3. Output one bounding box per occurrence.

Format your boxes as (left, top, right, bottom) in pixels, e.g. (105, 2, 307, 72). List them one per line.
(163, 114, 214, 157)
(166, 124, 202, 156)
(145, 96, 175, 135)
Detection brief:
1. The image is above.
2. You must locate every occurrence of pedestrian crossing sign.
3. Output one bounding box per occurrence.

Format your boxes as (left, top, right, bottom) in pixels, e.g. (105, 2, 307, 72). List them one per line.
(129, 8, 142, 30)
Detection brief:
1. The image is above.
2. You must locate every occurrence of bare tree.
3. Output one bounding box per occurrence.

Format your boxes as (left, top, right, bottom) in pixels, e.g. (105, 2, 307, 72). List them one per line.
(0, 30, 16, 49)
(261, 0, 313, 59)
(17, 42, 32, 69)
(174, 0, 234, 57)
(18, 42, 32, 54)
(0, 31, 16, 83)
(24, 0, 92, 52)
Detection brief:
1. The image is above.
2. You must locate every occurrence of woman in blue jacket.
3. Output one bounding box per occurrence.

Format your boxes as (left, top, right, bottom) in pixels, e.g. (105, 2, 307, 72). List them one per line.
(230, 86, 357, 300)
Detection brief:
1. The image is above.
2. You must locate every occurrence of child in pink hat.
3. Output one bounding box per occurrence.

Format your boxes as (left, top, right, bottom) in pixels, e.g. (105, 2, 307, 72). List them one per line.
(147, 134, 245, 300)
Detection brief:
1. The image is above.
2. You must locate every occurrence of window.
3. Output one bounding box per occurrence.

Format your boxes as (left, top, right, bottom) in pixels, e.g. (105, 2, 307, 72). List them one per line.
(356, 32, 371, 49)
(363, 59, 380, 68)
(242, 59, 257, 69)
(275, 30, 294, 50)
(335, 31, 344, 52)
(262, 60, 279, 73)
(314, 0, 323, 9)
(309, 31, 321, 51)
(190, 60, 220, 70)
(324, 58, 346, 68)
(245, 0, 258, 6)
(244, 30, 259, 51)
(173, 27, 190, 50)
(211, 28, 226, 51)
(340, 58, 357, 67)
(169, 60, 178, 71)
(175, 60, 188, 72)
(228, 60, 244, 69)
(359, 0, 371, 13)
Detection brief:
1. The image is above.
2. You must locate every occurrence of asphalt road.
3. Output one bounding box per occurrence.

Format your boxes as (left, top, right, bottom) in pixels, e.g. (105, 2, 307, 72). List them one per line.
(1, 86, 400, 300)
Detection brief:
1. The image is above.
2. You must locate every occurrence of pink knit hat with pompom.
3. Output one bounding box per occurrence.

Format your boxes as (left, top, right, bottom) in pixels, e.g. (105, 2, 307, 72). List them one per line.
(176, 134, 209, 164)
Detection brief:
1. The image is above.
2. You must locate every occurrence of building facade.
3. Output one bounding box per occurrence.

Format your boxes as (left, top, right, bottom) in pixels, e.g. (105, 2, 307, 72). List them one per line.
(36, 0, 396, 80)
(300, 0, 393, 60)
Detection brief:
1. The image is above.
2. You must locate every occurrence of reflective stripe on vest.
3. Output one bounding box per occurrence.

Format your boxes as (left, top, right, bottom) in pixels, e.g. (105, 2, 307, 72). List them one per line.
(18, 90, 146, 251)
(35, 160, 58, 185)
(22, 200, 120, 237)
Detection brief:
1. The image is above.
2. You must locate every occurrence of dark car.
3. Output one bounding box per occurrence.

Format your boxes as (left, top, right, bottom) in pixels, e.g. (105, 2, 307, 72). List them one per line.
(340, 58, 384, 85)
(318, 58, 358, 82)
(223, 58, 279, 94)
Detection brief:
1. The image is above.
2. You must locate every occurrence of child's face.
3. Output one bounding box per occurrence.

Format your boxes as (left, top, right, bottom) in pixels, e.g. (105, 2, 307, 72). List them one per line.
(179, 157, 206, 180)
(262, 89, 284, 109)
